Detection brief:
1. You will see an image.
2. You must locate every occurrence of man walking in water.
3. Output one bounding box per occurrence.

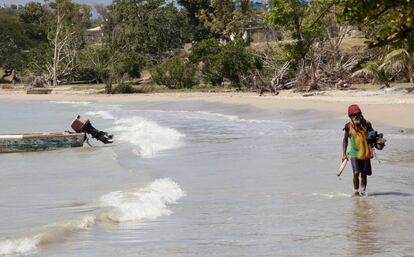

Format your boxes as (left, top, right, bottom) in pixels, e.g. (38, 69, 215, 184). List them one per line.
(342, 104, 373, 196)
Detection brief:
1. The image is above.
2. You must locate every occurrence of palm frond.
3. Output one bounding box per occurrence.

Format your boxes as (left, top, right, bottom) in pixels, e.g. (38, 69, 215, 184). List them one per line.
(352, 68, 374, 78)
(384, 48, 410, 63)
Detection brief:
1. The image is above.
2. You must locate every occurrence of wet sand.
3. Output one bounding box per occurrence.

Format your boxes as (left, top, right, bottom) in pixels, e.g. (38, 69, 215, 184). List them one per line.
(1, 88, 414, 128)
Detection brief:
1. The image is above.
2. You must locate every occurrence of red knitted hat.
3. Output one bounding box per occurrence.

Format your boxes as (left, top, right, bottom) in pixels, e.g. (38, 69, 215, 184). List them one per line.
(348, 104, 362, 116)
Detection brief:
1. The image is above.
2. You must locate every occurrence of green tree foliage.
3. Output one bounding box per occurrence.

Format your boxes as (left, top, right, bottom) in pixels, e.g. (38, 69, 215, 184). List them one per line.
(337, 0, 414, 48)
(17, 2, 51, 35)
(266, 0, 328, 64)
(179, 0, 254, 39)
(151, 56, 198, 88)
(197, 0, 234, 36)
(177, 0, 213, 40)
(0, 10, 30, 70)
(196, 0, 253, 38)
(0, 7, 48, 71)
(109, 0, 193, 62)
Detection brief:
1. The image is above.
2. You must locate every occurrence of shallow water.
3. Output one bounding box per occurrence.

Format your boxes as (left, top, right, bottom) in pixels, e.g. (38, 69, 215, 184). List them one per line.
(0, 99, 413, 257)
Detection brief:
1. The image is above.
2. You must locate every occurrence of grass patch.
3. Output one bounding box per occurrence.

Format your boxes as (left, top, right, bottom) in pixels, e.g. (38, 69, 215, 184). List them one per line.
(352, 83, 413, 90)
(69, 84, 106, 91)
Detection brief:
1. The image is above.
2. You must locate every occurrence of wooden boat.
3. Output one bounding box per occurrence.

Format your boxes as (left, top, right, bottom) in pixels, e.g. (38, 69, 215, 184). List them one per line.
(0, 132, 86, 153)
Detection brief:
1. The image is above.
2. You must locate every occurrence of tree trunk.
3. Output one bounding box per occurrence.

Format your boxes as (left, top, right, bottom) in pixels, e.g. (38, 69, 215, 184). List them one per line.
(52, 8, 62, 87)
(104, 78, 113, 94)
(240, 0, 250, 14)
(294, 19, 305, 64)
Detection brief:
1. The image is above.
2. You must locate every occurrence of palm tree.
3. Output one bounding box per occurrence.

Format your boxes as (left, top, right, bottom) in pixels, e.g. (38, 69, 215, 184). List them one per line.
(382, 34, 414, 88)
(383, 48, 414, 84)
(352, 61, 392, 88)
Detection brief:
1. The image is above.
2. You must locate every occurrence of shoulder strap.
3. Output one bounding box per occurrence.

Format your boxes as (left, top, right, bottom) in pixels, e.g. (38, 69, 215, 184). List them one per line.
(343, 122, 350, 133)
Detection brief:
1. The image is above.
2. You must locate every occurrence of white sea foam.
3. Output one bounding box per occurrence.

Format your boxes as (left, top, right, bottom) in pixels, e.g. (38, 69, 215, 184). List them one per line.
(111, 116, 184, 158)
(312, 192, 352, 199)
(191, 111, 271, 123)
(0, 215, 95, 256)
(0, 237, 39, 256)
(353, 87, 408, 96)
(85, 111, 115, 120)
(131, 109, 272, 123)
(0, 179, 184, 256)
(99, 178, 186, 222)
(49, 101, 92, 106)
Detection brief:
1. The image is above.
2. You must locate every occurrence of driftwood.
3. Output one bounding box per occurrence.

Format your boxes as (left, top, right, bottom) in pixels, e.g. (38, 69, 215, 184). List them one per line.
(26, 76, 51, 88)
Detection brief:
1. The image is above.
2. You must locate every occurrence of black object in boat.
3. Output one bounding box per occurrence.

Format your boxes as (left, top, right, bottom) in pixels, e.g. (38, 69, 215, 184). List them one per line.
(71, 115, 113, 144)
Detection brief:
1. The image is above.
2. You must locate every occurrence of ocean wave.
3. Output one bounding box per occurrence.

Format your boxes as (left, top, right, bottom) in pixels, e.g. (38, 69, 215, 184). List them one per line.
(111, 116, 184, 158)
(0, 178, 185, 256)
(49, 101, 92, 106)
(85, 111, 115, 120)
(131, 109, 272, 123)
(99, 178, 186, 222)
(191, 111, 272, 123)
(0, 215, 95, 256)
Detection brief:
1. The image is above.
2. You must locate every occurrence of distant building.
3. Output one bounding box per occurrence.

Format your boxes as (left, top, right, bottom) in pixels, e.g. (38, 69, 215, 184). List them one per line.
(251, 0, 271, 11)
(234, 0, 271, 11)
(84, 26, 103, 45)
(246, 26, 278, 43)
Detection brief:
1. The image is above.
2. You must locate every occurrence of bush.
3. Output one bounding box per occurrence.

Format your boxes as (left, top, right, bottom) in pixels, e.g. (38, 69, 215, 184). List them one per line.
(189, 39, 260, 87)
(112, 84, 136, 94)
(219, 41, 257, 87)
(189, 38, 221, 64)
(151, 57, 198, 89)
(189, 39, 224, 86)
(77, 46, 145, 90)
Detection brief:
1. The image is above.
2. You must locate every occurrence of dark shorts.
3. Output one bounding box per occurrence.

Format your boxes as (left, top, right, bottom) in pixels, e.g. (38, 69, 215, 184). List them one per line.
(351, 158, 372, 176)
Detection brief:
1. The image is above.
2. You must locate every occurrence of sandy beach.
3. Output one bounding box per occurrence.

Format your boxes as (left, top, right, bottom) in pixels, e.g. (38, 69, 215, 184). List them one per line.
(1, 87, 414, 129)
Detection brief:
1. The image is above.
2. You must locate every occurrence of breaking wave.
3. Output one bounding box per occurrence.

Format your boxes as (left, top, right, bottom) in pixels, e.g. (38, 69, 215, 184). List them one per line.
(49, 101, 92, 106)
(188, 110, 272, 123)
(0, 178, 185, 256)
(133, 109, 272, 123)
(85, 111, 115, 120)
(99, 178, 186, 222)
(111, 116, 184, 158)
(0, 216, 95, 256)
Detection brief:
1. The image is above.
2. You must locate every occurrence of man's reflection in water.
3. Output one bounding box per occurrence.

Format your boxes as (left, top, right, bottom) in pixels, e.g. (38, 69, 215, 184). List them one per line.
(349, 198, 382, 256)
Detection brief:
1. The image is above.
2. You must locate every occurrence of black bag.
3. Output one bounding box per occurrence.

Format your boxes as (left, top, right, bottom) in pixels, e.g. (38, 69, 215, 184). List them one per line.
(366, 130, 386, 150)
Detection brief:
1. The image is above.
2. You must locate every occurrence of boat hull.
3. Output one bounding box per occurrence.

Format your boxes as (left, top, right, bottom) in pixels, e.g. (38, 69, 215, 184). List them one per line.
(0, 132, 86, 153)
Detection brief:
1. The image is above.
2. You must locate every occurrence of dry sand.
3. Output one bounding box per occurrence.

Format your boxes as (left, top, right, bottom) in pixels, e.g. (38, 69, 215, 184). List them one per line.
(1, 88, 414, 129)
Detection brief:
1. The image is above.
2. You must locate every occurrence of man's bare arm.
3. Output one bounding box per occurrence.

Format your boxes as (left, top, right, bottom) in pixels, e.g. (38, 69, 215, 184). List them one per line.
(342, 130, 349, 161)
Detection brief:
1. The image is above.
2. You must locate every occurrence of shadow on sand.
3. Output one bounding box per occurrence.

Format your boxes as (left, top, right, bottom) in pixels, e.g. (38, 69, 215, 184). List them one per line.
(368, 192, 412, 197)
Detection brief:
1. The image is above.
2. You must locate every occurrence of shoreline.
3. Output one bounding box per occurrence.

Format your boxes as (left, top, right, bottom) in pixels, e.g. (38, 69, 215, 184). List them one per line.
(1, 89, 414, 129)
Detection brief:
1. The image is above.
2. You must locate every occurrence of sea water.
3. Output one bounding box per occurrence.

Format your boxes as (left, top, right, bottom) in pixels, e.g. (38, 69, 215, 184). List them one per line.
(0, 99, 413, 257)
